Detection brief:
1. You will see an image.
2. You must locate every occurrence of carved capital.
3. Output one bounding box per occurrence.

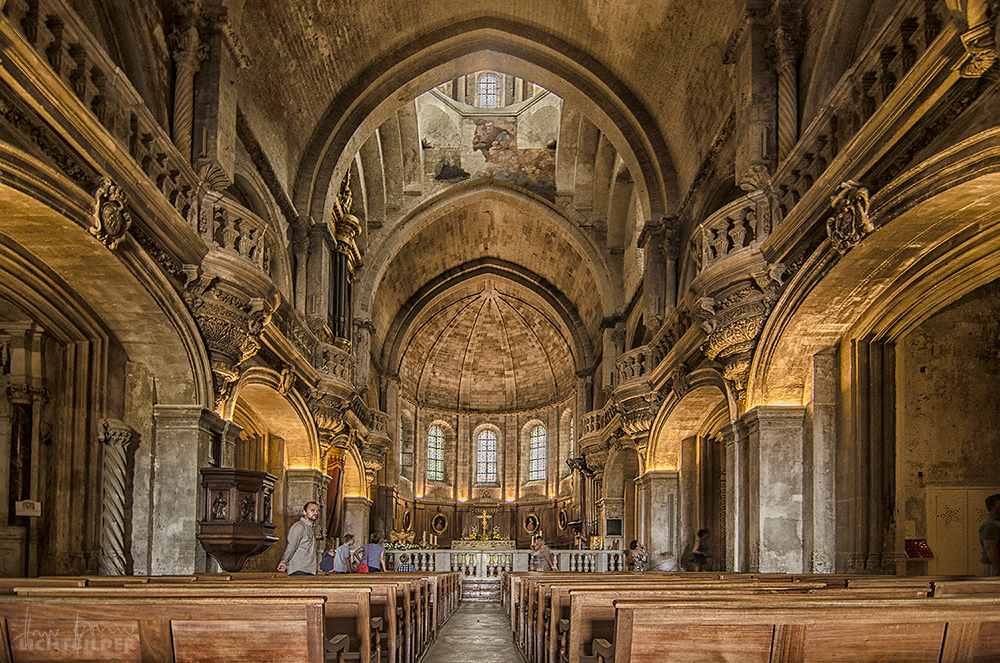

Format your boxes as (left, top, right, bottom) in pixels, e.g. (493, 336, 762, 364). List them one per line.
(826, 180, 872, 254)
(98, 418, 134, 448)
(170, 26, 208, 69)
(91, 180, 132, 250)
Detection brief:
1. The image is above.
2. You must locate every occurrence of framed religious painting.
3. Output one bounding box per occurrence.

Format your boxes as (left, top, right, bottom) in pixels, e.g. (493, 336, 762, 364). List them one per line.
(523, 513, 539, 534)
(431, 512, 448, 534)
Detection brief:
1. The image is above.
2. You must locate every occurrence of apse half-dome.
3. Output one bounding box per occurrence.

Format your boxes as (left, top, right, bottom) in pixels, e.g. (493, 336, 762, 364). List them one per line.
(397, 276, 576, 412)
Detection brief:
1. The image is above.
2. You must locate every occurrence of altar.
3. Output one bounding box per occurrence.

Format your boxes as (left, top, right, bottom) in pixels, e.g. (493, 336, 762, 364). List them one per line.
(451, 539, 515, 550)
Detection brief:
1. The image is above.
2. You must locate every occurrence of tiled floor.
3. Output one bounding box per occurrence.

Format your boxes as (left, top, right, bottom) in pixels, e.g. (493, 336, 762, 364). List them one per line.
(420, 602, 525, 663)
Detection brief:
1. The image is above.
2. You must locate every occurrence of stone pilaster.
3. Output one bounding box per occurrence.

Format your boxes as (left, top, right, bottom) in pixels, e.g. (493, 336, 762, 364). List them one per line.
(149, 405, 226, 574)
(637, 470, 679, 560)
(720, 420, 749, 571)
(343, 495, 372, 543)
(743, 405, 807, 572)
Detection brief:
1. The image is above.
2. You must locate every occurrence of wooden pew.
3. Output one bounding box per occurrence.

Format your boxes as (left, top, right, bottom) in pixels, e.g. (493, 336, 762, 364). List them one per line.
(14, 585, 373, 663)
(561, 583, 932, 663)
(0, 595, 325, 662)
(609, 596, 1000, 663)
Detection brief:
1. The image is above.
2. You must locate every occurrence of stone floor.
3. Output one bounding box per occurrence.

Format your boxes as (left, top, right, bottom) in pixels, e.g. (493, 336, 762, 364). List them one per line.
(420, 602, 525, 663)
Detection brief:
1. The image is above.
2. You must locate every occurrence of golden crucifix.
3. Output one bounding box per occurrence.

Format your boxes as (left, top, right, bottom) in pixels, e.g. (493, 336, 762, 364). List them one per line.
(476, 510, 491, 538)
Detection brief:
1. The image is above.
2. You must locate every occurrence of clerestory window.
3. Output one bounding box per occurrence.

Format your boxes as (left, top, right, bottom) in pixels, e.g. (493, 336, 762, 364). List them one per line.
(477, 73, 501, 108)
(477, 429, 498, 483)
(427, 425, 444, 481)
(529, 425, 546, 481)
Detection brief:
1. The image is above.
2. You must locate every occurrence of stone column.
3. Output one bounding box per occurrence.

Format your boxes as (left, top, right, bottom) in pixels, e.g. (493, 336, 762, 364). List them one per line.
(353, 319, 375, 393)
(678, 435, 698, 561)
(640, 222, 665, 331)
(775, 26, 799, 163)
(343, 496, 372, 543)
(743, 405, 806, 572)
(150, 405, 225, 574)
(192, 5, 247, 190)
(285, 467, 327, 519)
(729, 0, 777, 187)
(637, 470, 679, 559)
(720, 420, 748, 571)
(809, 350, 838, 572)
(98, 419, 135, 576)
(601, 323, 624, 393)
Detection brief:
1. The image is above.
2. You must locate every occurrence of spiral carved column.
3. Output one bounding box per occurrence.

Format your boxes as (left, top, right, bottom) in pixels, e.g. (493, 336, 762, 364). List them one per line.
(170, 26, 206, 163)
(98, 419, 135, 576)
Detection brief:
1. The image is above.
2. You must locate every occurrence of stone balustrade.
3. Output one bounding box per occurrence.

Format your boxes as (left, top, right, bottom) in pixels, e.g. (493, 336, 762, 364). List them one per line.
(691, 190, 770, 275)
(3, 0, 201, 223)
(615, 346, 650, 388)
(198, 194, 278, 276)
(369, 409, 390, 435)
(384, 549, 625, 576)
(770, 0, 949, 217)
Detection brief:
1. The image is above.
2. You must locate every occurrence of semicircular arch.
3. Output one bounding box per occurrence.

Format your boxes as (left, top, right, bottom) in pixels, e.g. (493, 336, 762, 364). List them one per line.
(231, 367, 320, 469)
(749, 129, 1000, 407)
(647, 369, 730, 471)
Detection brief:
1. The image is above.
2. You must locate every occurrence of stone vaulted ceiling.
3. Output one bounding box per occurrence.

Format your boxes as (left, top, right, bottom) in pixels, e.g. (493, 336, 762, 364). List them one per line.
(397, 275, 577, 412)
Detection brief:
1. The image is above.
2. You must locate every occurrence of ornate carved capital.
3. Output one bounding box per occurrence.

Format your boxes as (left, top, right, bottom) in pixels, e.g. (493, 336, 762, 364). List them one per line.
(91, 180, 132, 250)
(826, 181, 872, 254)
(170, 25, 208, 69)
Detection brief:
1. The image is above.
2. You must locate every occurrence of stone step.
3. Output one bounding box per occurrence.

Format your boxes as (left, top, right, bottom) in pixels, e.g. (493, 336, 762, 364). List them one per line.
(461, 581, 501, 602)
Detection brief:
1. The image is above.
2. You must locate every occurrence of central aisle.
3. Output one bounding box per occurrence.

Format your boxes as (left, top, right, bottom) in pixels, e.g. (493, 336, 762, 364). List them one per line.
(420, 601, 525, 663)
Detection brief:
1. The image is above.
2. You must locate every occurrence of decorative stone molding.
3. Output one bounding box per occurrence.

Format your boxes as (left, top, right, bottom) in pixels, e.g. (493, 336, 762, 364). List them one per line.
(826, 181, 873, 254)
(98, 419, 134, 576)
(958, 23, 998, 78)
(90, 180, 132, 250)
(667, 365, 690, 398)
(6, 383, 47, 405)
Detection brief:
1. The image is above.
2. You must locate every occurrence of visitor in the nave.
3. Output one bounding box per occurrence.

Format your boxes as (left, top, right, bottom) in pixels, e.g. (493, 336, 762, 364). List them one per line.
(980, 494, 1000, 576)
(277, 502, 320, 576)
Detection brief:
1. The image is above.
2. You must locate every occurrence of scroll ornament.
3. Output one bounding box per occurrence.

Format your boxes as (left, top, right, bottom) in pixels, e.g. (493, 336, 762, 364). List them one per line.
(91, 180, 132, 250)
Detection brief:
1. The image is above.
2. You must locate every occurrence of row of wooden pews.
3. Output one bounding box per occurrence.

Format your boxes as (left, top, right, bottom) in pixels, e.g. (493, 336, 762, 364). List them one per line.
(0, 570, 460, 662)
(503, 572, 1000, 663)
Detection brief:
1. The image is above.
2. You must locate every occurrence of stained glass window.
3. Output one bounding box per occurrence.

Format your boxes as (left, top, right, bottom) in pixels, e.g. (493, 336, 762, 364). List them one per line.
(529, 425, 546, 481)
(477, 429, 498, 483)
(478, 73, 500, 108)
(427, 425, 444, 481)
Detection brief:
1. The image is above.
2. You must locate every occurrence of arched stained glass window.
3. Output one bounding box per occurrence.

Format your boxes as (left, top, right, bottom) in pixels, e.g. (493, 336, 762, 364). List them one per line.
(427, 425, 444, 481)
(478, 73, 501, 108)
(529, 425, 546, 481)
(477, 429, 498, 483)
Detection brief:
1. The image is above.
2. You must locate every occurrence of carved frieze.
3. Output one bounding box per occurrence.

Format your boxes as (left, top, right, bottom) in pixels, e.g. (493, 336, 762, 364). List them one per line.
(826, 181, 873, 254)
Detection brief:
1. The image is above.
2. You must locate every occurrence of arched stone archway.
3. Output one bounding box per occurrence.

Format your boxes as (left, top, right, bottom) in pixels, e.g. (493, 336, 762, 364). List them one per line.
(602, 446, 640, 547)
(292, 21, 678, 230)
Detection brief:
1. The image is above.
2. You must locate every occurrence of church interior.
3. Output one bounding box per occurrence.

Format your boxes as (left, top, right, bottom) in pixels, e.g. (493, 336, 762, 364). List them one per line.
(2, 0, 1000, 646)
